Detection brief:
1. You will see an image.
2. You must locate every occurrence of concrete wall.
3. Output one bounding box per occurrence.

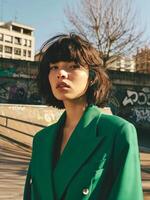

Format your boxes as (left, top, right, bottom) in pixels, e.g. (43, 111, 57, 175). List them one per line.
(0, 104, 63, 147)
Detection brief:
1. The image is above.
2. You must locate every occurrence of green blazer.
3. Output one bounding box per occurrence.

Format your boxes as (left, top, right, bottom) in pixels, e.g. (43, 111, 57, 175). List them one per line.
(23, 105, 143, 200)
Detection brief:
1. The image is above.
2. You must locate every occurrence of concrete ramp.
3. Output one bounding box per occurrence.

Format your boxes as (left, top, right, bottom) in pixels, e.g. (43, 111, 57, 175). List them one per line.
(0, 104, 63, 147)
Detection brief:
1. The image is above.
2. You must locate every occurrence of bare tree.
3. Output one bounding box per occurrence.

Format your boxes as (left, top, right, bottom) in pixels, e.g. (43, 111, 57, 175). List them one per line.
(64, 0, 144, 68)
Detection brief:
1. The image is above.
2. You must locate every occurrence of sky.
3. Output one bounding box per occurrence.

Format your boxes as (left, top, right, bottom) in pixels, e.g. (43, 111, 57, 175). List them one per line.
(0, 0, 150, 51)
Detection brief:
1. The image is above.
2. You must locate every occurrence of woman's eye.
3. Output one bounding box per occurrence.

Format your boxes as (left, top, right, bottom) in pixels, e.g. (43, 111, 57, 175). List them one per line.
(49, 66, 58, 71)
(69, 65, 80, 69)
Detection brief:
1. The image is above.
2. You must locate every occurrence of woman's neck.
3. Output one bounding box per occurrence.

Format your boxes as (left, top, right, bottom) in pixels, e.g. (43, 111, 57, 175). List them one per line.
(64, 101, 88, 129)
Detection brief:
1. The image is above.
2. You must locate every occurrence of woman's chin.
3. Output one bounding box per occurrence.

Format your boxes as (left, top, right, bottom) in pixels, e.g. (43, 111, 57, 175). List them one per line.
(55, 95, 71, 101)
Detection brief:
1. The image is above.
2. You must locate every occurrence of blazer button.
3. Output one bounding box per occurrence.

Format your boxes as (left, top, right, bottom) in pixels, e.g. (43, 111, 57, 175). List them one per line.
(82, 188, 89, 195)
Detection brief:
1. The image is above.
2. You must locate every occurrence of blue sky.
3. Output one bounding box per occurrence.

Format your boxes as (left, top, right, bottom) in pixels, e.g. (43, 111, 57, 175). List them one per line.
(1, 0, 150, 51)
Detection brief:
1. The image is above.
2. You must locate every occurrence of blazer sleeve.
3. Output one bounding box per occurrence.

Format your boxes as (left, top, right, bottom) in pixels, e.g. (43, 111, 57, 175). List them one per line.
(23, 134, 36, 200)
(108, 123, 143, 200)
(23, 161, 32, 200)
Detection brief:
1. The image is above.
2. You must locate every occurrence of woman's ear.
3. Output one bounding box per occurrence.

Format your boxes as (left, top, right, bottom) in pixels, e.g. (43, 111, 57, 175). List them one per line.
(89, 70, 95, 80)
(89, 70, 95, 86)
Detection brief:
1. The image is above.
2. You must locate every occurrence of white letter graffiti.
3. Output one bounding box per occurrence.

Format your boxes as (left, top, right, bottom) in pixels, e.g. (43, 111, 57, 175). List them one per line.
(123, 89, 150, 106)
(134, 109, 150, 122)
(123, 90, 138, 106)
(138, 92, 147, 105)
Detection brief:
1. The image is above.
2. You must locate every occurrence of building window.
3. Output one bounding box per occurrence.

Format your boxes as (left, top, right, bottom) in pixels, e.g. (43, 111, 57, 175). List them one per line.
(23, 49, 26, 56)
(22, 39, 32, 47)
(5, 35, 12, 43)
(5, 46, 12, 54)
(22, 39, 27, 46)
(12, 25, 21, 33)
(0, 45, 3, 52)
(23, 29, 32, 36)
(0, 33, 3, 41)
(14, 37, 21, 45)
(27, 40, 32, 47)
(14, 48, 21, 55)
(29, 40, 32, 47)
(28, 50, 31, 57)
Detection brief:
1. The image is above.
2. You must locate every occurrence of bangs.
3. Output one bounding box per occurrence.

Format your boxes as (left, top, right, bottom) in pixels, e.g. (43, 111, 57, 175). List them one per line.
(41, 36, 86, 65)
(47, 43, 77, 63)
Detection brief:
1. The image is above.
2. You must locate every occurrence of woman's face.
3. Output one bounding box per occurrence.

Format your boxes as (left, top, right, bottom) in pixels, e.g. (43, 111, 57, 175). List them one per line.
(48, 61, 89, 103)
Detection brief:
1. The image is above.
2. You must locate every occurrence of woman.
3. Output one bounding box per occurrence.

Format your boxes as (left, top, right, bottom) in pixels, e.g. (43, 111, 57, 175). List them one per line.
(24, 33, 143, 200)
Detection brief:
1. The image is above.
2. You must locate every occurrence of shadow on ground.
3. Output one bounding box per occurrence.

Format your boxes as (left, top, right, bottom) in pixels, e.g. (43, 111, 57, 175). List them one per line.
(0, 136, 31, 200)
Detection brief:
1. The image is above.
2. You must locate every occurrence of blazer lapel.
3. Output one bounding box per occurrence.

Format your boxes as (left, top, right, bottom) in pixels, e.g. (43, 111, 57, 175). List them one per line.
(53, 105, 104, 200)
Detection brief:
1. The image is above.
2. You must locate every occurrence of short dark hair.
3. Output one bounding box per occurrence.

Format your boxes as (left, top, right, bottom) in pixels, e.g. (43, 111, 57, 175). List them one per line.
(38, 33, 111, 108)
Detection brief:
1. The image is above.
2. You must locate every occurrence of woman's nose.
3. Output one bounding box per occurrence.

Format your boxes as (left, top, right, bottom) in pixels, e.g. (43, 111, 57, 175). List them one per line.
(57, 69, 68, 79)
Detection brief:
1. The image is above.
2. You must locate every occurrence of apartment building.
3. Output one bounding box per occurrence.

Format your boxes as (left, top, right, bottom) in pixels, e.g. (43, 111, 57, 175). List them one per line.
(108, 56, 136, 72)
(0, 21, 35, 61)
(135, 47, 150, 73)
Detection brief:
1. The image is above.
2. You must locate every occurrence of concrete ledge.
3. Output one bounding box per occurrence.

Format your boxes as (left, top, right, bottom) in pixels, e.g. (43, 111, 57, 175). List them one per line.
(0, 104, 62, 126)
(0, 116, 6, 126)
(143, 181, 150, 191)
(0, 126, 33, 147)
(0, 104, 63, 147)
(140, 146, 150, 153)
(7, 119, 42, 136)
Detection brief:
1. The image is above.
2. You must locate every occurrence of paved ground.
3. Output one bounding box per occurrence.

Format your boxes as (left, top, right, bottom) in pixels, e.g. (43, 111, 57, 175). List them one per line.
(141, 150, 150, 200)
(0, 135, 150, 200)
(0, 136, 31, 200)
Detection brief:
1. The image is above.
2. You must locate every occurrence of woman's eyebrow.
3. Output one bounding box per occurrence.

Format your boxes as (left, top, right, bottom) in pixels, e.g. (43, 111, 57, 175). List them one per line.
(49, 63, 58, 67)
(68, 63, 80, 66)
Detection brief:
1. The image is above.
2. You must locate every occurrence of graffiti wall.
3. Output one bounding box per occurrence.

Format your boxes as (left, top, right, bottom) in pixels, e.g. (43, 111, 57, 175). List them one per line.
(109, 86, 150, 128)
(0, 58, 40, 104)
(0, 77, 42, 104)
(0, 58, 150, 130)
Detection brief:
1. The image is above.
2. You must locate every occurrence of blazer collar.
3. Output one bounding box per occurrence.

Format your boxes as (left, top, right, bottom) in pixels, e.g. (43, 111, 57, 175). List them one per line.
(53, 105, 104, 199)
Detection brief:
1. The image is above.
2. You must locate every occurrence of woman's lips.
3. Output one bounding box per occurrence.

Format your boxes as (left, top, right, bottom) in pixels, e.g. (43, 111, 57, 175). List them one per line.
(56, 82, 70, 89)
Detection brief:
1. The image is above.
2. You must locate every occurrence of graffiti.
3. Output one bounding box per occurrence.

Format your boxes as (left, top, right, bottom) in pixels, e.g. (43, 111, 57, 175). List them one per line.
(0, 78, 42, 104)
(9, 105, 25, 111)
(8, 81, 27, 103)
(0, 67, 16, 77)
(109, 86, 150, 126)
(0, 81, 10, 101)
(122, 88, 150, 106)
(132, 108, 150, 123)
